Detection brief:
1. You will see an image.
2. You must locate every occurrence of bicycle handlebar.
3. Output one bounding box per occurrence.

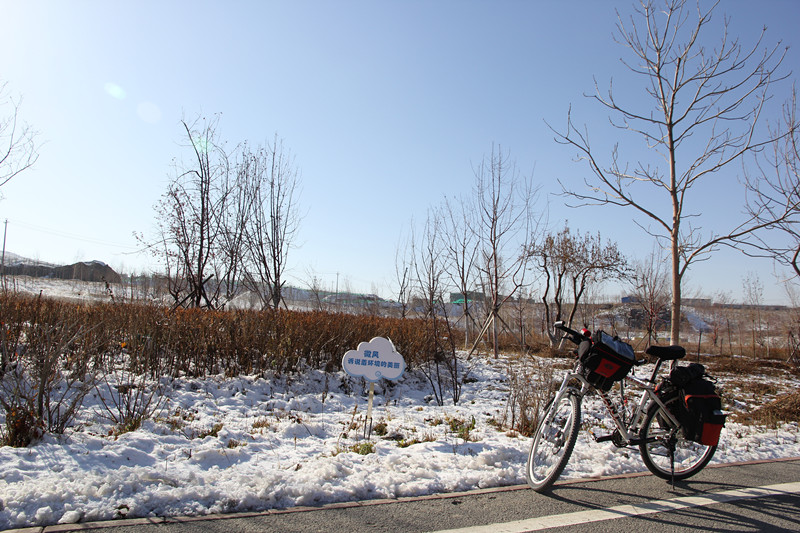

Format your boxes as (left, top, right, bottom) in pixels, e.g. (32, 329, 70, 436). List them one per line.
(554, 321, 648, 366)
(553, 321, 591, 345)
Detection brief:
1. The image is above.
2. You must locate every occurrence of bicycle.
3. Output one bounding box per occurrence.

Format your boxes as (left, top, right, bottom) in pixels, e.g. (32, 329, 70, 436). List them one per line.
(525, 321, 719, 492)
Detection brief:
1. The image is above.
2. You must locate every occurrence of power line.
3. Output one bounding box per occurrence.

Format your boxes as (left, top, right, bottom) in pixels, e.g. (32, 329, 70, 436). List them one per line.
(4, 218, 141, 251)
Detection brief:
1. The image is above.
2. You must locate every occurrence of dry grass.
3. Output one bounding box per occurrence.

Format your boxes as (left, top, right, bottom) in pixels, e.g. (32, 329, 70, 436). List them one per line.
(724, 379, 781, 398)
(706, 354, 799, 377)
(733, 391, 800, 427)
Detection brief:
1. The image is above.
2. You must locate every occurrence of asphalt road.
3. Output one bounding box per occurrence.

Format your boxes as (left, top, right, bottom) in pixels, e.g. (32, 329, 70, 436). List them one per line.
(12, 458, 800, 533)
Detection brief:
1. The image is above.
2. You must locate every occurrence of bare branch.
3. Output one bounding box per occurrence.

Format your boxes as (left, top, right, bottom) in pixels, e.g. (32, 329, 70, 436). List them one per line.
(0, 81, 39, 191)
(554, 0, 793, 342)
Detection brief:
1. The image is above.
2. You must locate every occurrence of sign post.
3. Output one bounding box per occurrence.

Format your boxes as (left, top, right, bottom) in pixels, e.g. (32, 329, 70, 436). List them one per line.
(342, 337, 406, 439)
(365, 382, 375, 439)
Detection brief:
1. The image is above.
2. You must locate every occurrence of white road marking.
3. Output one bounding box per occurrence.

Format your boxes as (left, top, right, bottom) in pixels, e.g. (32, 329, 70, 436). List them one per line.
(429, 481, 800, 533)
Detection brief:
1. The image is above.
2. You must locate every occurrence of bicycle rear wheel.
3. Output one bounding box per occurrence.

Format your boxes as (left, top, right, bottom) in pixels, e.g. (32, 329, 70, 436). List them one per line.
(639, 393, 716, 481)
(526, 391, 580, 492)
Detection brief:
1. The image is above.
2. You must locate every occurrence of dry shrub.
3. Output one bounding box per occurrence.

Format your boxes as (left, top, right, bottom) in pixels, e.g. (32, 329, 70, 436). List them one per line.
(503, 356, 557, 437)
(525, 340, 558, 358)
(0, 295, 106, 446)
(0, 291, 461, 442)
(734, 391, 800, 427)
(0, 292, 431, 380)
(97, 366, 165, 435)
(711, 354, 759, 375)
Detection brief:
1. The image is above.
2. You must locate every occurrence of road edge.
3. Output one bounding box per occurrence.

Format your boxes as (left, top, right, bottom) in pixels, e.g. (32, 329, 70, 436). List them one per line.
(9, 456, 800, 533)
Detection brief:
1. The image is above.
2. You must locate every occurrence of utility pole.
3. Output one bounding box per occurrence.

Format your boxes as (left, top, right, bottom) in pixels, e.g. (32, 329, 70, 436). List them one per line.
(1, 219, 7, 291)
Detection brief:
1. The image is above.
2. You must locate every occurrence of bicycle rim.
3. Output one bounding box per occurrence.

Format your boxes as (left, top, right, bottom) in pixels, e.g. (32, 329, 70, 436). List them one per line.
(639, 395, 716, 481)
(526, 392, 580, 492)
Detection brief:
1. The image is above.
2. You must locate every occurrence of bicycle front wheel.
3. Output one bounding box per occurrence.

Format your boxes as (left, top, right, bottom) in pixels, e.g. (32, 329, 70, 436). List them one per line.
(526, 391, 580, 492)
(639, 393, 716, 481)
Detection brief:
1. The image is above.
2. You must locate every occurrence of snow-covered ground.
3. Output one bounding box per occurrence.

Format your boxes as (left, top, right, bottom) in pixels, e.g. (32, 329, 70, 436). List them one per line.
(1, 353, 799, 530)
(3, 275, 116, 304)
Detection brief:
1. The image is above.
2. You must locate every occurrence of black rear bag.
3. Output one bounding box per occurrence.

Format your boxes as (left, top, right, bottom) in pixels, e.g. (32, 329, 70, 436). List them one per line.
(667, 363, 726, 446)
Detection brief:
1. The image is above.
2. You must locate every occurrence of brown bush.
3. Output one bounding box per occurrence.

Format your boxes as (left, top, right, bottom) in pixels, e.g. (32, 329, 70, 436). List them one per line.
(0, 292, 432, 380)
(0, 295, 106, 445)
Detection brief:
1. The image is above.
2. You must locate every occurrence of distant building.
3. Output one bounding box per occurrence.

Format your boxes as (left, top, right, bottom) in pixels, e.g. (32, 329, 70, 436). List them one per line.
(622, 295, 714, 307)
(683, 298, 712, 307)
(450, 291, 485, 304)
(322, 292, 382, 306)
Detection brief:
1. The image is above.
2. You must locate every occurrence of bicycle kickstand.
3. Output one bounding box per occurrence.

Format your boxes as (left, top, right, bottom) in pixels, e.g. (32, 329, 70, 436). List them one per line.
(669, 445, 676, 491)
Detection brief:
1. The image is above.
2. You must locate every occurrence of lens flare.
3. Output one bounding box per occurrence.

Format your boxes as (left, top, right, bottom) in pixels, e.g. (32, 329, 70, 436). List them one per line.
(191, 136, 210, 154)
(104, 82, 126, 100)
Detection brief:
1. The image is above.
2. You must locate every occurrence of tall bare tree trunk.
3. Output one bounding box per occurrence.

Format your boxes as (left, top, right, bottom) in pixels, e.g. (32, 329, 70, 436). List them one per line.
(554, 0, 796, 344)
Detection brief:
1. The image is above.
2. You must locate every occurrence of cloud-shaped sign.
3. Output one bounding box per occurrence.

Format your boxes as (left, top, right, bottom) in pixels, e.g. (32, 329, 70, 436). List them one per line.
(342, 337, 406, 382)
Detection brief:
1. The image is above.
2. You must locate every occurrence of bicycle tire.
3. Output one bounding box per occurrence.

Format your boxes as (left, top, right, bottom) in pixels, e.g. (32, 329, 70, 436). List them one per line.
(639, 392, 716, 481)
(526, 391, 581, 492)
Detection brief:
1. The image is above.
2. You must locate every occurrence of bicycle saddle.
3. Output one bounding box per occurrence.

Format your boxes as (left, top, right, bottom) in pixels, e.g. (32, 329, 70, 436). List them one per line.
(645, 345, 686, 361)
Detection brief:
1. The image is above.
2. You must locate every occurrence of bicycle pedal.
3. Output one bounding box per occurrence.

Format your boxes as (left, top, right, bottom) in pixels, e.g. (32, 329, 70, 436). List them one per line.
(593, 433, 615, 443)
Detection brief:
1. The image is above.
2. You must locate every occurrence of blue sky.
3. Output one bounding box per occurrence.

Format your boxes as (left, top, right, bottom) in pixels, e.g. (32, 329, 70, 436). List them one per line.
(1, 0, 798, 304)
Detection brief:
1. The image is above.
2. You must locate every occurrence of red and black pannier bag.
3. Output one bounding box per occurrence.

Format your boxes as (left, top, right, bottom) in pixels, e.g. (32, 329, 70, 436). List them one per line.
(577, 331, 635, 391)
(682, 378, 726, 446)
(668, 364, 726, 446)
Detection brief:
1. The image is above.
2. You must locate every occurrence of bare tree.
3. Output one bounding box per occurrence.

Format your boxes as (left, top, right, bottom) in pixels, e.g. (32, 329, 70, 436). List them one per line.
(472, 145, 538, 358)
(156, 115, 231, 309)
(412, 209, 464, 405)
(742, 271, 766, 358)
(440, 195, 480, 348)
(553, 0, 796, 344)
(532, 223, 628, 345)
(628, 246, 671, 346)
(394, 229, 414, 318)
(303, 267, 328, 311)
(242, 135, 302, 310)
(216, 148, 254, 306)
(706, 291, 733, 354)
(782, 282, 800, 366)
(0, 81, 38, 192)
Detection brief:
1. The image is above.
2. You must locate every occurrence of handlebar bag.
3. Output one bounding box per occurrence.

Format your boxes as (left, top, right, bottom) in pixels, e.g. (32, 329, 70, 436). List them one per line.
(580, 331, 635, 391)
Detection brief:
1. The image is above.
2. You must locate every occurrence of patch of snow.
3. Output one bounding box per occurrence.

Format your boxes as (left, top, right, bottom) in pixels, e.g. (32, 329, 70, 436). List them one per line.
(686, 309, 713, 333)
(1, 252, 56, 267)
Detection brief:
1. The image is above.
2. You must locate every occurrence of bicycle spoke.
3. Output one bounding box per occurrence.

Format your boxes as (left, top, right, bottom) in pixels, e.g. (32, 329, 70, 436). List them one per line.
(526, 392, 580, 492)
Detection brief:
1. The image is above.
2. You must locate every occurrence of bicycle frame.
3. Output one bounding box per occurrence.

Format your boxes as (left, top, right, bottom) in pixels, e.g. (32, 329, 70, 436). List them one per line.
(547, 356, 681, 447)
